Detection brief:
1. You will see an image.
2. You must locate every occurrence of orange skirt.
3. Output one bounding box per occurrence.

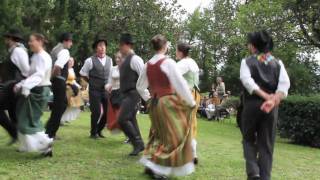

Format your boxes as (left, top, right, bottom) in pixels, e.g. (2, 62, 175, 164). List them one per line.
(106, 99, 121, 133)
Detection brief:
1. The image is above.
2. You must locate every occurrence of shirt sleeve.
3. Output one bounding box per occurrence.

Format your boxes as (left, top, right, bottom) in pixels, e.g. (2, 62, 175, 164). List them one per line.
(21, 56, 46, 90)
(136, 64, 151, 101)
(161, 59, 195, 107)
(130, 55, 144, 76)
(11, 47, 30, 77)
(276, 60, 290, 97)
(54, 49, 70, 68)
(177, 59, 189, 75)
(240, 59, 260, 94)
(106, 67, 113, 89)
(79, 58, 93, 77)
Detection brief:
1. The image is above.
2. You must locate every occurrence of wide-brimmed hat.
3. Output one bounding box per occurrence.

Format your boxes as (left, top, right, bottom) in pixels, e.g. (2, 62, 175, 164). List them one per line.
(3, 29, 24, 42)
(92, 35, 108, 49)
(120, 33, 134, 45)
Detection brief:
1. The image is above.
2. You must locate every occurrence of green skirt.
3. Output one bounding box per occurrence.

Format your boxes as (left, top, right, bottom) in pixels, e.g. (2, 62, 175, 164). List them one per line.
(16, 86, 50, 135)
(140, 94, 194, 177)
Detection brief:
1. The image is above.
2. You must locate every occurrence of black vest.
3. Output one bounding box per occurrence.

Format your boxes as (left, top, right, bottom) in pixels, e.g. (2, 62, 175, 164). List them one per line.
(119, 54, 139, 93)
(88, 55, 111, 91)
(51, 43, 69, 80)
(0, 47, 26, 83)
(243, 55, 281, 100)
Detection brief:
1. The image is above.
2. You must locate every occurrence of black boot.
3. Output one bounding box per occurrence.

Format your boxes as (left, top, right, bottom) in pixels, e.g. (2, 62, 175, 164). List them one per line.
(129, 137, 145, 156)
(120, 121, 144, 156)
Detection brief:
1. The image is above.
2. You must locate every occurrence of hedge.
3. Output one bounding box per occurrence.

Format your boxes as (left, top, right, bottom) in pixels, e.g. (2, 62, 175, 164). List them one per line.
(278, 95, 320, 148)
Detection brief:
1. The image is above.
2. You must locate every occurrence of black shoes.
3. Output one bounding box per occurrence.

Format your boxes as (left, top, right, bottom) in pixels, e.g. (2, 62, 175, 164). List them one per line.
(144, 168, 168, 179)
(247, 175, 261, 180)
(90, 134, 99, 139)
(193, 157, 199, 165)
(129, 140, 145, 156)
(124, 138, 131, 144)
(98, 133, 105, 138)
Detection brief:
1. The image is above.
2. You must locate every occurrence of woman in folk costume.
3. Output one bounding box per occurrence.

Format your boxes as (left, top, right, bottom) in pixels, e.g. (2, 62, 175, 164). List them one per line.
(14, 33, 53, 157)
(60, 58, 83, 125)
(176, 42, 200, 164)
(105, 52, 123, 134)
(137, 34, 196, 179)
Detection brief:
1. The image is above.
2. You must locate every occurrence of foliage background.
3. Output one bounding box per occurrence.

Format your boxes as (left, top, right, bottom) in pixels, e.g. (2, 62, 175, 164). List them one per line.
(0, 0, 319, 95)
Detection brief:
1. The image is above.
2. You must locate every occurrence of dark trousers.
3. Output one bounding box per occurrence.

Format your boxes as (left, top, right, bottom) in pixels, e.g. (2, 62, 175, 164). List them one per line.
(89, 89, 108, 135)
(118, 90, 142, 143)
(0, 110, 17, 139)
(0, 83, 17, 139)
(241, 99, 278, 180)
(46, 78, 67, 138)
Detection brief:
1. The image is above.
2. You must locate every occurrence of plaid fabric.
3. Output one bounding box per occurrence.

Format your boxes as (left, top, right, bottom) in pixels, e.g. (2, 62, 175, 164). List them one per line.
(143, 94, 193, 167)
(191, 89, 201, 138)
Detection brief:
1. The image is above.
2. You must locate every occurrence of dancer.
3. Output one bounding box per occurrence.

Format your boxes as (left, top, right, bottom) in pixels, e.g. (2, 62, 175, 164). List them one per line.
(14, 33, 53, 156)
(118, 33, 144, 156)
(216, 77, 225, 101)
(46, 32, 73, 139)
(137, 35, 196, 178)
(240, 30, 290, 180)
(80, 35, 112, 139)
(176, 42, 200, 164)
(0, 29, 29, 144)
(60, 58, 83, 125)
(105, 52, 123, 134)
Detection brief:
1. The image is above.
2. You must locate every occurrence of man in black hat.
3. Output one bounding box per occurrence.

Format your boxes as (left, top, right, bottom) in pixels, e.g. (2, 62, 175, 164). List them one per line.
(240, 30, 290, 180)
(80, 35, 112, 139)
(118, 33, 145, 156)
(45, 32, 73, 139)
(0, 29, 29, 144)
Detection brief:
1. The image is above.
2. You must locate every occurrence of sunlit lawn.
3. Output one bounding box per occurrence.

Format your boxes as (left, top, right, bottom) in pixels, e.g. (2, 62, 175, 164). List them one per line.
(0, 112, 319, 179)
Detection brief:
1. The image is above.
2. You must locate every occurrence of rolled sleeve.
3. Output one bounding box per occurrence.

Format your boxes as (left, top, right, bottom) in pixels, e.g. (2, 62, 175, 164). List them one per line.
(79, 58, 93, 77)
(240, 59, 260, 94)
(54, 49, 70, 68)
(276, 60, 290, 98)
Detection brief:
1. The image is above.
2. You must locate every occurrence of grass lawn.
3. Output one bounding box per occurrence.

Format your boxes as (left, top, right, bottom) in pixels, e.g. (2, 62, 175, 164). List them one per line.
(0, 112, 319, 180)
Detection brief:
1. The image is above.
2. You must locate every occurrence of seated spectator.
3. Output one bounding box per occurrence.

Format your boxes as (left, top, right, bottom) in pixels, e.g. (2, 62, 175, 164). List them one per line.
(205, 92, 220, 120)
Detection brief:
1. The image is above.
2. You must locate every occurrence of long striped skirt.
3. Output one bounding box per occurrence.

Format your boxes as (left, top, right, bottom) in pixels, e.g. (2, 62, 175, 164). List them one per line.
(140, 94, 194, 177)
(191, 89, 201, 139)
(16, 86, 53, 152)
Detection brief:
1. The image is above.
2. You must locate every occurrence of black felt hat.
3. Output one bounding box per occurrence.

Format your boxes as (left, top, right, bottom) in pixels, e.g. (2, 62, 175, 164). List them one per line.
(3, 29, 24, 42)
(120, 33, 134, 45)
(92, 35, 108, 49)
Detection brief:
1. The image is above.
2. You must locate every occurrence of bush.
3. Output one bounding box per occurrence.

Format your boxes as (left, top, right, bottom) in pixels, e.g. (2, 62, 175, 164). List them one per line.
(221, 96, 240, 109)
(278, 95, 320, 148)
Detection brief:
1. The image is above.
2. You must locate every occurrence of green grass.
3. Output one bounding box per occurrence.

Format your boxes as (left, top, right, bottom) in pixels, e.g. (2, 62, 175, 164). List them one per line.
(0, 112, 319, 180)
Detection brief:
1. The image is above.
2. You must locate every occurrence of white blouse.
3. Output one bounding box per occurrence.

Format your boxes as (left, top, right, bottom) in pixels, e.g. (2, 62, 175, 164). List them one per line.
(106, 65, 120, 90)
(20, 50, 52, 90)
(136, 54, 195, 107)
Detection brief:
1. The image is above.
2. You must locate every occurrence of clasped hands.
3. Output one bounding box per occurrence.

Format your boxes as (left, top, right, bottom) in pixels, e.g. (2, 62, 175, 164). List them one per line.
(260, 93, 282, 113)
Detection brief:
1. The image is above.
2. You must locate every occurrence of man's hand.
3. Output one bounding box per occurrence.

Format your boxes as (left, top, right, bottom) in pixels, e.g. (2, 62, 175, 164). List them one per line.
(260, 99, 276, 113)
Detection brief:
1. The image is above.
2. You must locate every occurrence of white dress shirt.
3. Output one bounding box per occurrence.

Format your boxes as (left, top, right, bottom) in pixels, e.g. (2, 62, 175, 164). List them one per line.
(79, 55, 112, 77)
(240, 58, 290, 97)
(54, 49, 70, 68)
(106, 66, 120, 90)
(177, 57, 200, 89)
(136, 54, 196, 107)
(18, 50, 52, 96)
(9, 46, 30, 77)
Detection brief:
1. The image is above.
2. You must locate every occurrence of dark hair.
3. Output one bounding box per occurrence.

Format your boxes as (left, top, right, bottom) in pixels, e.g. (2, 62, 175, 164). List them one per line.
(247, 30, 273, 53)
(151, 34, 167, 51)
(31, 33, 48, 44)
(177, 42, 191, 57)
(59, 32, 73, 43)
